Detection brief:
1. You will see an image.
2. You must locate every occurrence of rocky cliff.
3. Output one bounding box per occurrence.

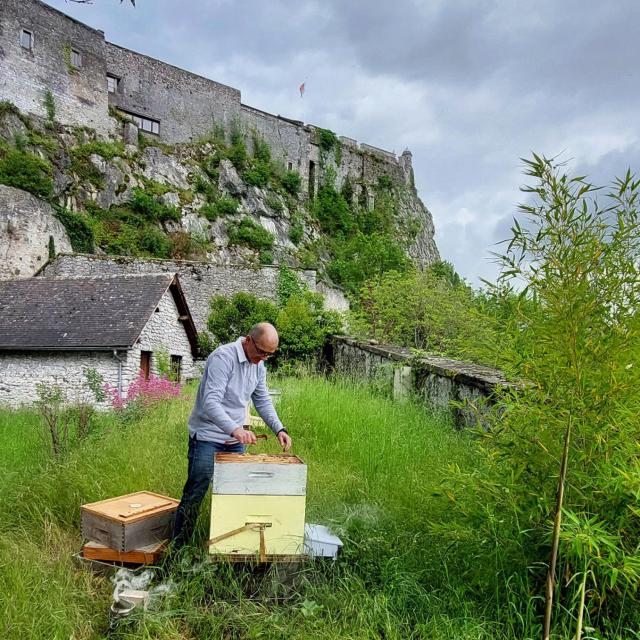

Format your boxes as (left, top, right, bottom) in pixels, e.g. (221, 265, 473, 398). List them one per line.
(0, 102, 440, 292)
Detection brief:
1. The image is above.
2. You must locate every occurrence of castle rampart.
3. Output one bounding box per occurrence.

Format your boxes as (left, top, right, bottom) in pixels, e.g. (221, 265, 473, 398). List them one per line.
(1, 0, 415, 196)
(105, 43, 241, 143)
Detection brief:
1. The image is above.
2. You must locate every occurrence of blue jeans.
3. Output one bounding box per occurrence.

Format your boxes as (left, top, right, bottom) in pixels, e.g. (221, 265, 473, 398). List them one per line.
(172, 434, 245, 548)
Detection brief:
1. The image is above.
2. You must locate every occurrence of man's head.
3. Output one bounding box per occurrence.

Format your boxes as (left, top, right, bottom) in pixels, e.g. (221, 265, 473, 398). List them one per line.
(243, 322, 279, 365)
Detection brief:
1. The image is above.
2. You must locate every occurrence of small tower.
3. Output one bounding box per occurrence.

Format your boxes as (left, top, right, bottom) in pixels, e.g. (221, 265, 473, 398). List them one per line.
(400, 149, 415, 190)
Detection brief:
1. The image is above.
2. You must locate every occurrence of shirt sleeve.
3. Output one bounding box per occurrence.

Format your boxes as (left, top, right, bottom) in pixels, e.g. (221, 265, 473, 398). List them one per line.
(251, 365, 284, 434)
(201, 351, 239, 435)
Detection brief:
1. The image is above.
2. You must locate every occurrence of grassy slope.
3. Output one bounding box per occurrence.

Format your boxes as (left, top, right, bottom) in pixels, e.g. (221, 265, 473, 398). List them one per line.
(0, 377, 501, 640)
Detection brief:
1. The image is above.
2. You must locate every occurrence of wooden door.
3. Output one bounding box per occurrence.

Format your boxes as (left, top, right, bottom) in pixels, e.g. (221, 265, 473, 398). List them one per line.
(140, 351, 151, 380)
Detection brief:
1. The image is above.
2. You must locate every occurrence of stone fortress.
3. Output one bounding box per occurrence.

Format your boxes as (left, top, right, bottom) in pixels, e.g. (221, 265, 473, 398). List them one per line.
(0, 0, 432, 248)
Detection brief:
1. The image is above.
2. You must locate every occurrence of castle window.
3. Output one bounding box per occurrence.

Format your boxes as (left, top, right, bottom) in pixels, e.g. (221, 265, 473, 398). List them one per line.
(70, 48, 82, 68)
(20, 29, 33, 50)
(118, 109, 160, 135)
(107, 75, 119, 93)
(287, 161, 293, 171)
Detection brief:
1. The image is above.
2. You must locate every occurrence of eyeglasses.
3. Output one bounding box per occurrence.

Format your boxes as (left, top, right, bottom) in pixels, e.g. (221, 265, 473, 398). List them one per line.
(250, 335, 275, 358)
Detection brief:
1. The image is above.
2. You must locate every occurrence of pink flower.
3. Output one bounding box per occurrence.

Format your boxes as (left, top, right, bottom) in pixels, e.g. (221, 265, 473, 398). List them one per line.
(104, 370, 182, 410)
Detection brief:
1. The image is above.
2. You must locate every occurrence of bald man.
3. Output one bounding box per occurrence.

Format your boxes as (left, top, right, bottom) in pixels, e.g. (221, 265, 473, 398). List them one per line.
(172, 322, 292, 549)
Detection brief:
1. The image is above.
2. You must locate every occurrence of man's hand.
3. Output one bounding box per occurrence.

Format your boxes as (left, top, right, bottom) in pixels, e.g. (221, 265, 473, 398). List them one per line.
(277, 430, 292, 452)
(231, 426, 257, 445)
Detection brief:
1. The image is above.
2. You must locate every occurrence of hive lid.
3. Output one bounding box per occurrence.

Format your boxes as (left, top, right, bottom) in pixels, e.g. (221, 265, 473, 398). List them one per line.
(214, 453, 305, 465)
(81, 491, 179, 523)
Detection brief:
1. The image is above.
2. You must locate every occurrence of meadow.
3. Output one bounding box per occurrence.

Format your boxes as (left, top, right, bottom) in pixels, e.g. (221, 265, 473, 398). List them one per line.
(0, 375, 518, 640)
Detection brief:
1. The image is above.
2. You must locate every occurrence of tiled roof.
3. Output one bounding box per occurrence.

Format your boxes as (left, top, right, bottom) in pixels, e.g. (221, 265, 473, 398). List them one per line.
(0, 274, 177, 351)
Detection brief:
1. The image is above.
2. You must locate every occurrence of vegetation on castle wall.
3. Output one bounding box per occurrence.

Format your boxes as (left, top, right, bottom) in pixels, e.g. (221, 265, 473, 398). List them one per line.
(281, 169, 301, 196)
(83, 188, 183, 259)
(226, 217, 274, 263)
(53, 206, 94, 253)
(199, 194, 239, 220)
(0, 144, 54, 198)
(43, 90, 56, 126)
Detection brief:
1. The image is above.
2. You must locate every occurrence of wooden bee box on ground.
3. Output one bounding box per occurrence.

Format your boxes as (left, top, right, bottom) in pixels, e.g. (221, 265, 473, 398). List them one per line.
(209, 453, 307, 560)
(81, 491, 179, 552)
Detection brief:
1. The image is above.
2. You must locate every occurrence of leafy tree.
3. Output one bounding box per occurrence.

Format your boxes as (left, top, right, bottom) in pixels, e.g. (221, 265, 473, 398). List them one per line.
(441, 156, 640, 637)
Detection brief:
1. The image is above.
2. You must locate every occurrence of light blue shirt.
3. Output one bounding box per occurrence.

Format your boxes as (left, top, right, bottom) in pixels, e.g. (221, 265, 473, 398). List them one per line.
(188, 337, 284, 444)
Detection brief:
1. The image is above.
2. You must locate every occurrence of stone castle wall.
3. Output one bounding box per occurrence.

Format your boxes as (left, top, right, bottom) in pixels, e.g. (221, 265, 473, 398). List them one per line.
(106, 44, 241, 143)
(2, 0, 416, 194)
(0, 0, 112, 135)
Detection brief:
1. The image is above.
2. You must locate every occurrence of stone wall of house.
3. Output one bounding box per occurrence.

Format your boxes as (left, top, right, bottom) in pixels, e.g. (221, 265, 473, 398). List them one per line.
(325, 336, 516, 428)
(0, 0, 113, 135)
(106, 43, 241, 144)
(0, 288, 196, 408)
(37, 254, 319, 332)
(0, 350, 118, 407)
(128, 286, 197, 383)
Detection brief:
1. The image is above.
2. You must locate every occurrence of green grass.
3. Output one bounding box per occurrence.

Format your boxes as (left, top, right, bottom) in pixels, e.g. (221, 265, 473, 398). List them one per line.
(0, 376, 514, 639)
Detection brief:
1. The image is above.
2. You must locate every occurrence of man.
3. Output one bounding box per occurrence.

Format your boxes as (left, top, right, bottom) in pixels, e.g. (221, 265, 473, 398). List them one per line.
(172, 322, 292, 549)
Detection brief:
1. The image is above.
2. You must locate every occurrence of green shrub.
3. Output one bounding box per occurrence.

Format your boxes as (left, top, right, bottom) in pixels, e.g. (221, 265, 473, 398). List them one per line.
(207, 292, 278, 346)
(227, 129, 248, 171)
(328, 232, 410, 294)
(194, 173, 218, 203)
(206, 287, 342, 364)
(54, 207, 94, 252)
(226, 217, 274, 255)
(288, 216, 304, 245)
(43, 90, 56, 125)
(0, 100, 20, 119)
(199, 194, 239, 221)
(251, 134, 271, 164)
(0, 147, 53, 198)
(277, 290, 343, 362)
(244, 161, 270, 187)
(281, 170, 302, 196)
(70, 140, 125, 161)
(129, 188, 180, 223)
(351, 269, 506, 366)
(314, 184, 354, 234)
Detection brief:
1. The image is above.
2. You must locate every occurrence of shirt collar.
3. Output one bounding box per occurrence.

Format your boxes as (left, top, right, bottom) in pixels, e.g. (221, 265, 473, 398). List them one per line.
(235, 337, 248, 364)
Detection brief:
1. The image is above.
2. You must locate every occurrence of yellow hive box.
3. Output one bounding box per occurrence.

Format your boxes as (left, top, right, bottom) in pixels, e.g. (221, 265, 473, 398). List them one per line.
(209, 453, 307, 559)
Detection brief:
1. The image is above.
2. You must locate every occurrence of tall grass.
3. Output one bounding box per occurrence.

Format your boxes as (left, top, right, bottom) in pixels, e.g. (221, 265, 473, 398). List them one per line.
(0, 376, 508, 640)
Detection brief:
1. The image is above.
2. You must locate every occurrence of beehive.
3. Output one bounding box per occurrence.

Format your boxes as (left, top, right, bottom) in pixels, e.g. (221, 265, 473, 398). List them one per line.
(81, 491, 179, 552)
(209, 453, 307, 559)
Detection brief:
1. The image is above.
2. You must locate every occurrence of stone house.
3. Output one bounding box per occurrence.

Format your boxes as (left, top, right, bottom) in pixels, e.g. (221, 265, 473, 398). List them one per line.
(0, 273, 198, 407)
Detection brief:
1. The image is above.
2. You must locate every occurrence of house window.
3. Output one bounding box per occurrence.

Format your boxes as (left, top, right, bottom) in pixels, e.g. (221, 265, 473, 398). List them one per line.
(70, 48, 82, 68)
(140, 350, 151, 380)
(170, 355, 182, 383)
(20, 29, 33, 50)
(118, 109, 160, 135)
(107, 75, 119, 93)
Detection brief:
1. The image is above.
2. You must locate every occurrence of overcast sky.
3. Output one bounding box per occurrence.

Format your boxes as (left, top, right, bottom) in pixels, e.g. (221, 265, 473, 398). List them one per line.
(46, 0, 640, 287)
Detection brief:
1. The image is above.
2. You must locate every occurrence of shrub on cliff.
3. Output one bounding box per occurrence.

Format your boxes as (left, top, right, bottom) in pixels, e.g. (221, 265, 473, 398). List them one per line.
(0, 146, 53, 198)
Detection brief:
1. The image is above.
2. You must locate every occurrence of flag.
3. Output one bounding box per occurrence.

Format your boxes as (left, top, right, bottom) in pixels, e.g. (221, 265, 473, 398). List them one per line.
(299, 82, 305, 98)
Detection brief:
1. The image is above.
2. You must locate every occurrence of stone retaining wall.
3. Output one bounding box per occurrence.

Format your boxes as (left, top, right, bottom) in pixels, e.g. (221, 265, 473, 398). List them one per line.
(326, 336, 516, 428)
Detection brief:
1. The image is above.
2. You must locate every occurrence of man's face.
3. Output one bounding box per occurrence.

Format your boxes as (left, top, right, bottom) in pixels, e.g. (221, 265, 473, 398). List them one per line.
(245, 334, 277, 365)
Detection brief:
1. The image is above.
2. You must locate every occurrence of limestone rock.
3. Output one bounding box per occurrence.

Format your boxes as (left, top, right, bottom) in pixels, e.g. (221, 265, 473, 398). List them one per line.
(218, 159, 245, 197)
(141, 147, 190, 190)
(0, 185, 72, 279)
